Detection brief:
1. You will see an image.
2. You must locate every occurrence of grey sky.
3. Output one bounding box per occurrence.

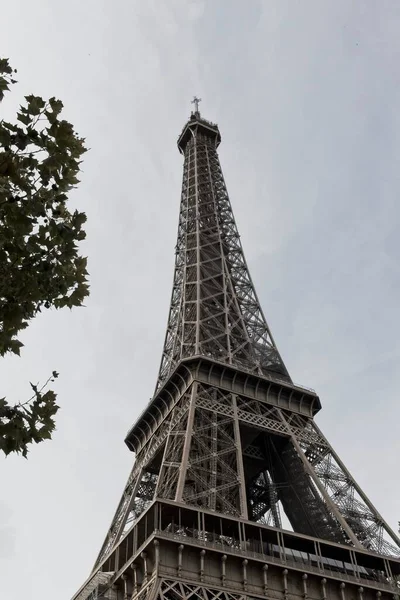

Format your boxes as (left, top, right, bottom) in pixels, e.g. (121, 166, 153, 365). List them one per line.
(1, 1, 400, 598)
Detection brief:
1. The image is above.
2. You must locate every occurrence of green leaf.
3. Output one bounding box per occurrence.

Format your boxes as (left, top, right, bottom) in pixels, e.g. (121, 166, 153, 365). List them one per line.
(54, 193, 68, 203)
(38, 428, 53, 440)
(14, 133, 28, 151)
(0, 78, 9, 91)
(0, 58, 12, 75)
(44, 110, 57, 125)
(17, 112, 32, 126)
(1, 121, 18, 132)
(25, 95, 45, 116)
(8, 339, 24, 356)
(74, 256, 88, 271)
(0, 126, 11, 147)
(73, 211, 87, 229)
(48, 97, 63, 115)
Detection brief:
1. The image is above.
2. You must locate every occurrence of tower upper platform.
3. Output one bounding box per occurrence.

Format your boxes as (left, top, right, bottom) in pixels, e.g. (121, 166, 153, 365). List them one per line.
(177, 111, 221, 154)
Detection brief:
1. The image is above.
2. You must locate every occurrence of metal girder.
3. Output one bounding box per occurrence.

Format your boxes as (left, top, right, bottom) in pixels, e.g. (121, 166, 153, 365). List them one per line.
(293, 418, 400, 556)
(93, 391, 192, 570)
(158, 579, 248, 600)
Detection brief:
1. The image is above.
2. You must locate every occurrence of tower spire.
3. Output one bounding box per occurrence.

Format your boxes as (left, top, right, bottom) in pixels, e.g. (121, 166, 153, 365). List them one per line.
(191, 95, 201, 115)
(156, 111, 290, 391)
(72, 112, 400, 600)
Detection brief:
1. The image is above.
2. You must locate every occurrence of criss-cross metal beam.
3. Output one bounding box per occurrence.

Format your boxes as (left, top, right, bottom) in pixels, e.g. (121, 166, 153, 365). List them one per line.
(156, 116, 290, 391)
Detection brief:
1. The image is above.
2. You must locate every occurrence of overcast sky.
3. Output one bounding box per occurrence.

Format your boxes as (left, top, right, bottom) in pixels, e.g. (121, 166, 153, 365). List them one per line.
(1, 1, 400, 598)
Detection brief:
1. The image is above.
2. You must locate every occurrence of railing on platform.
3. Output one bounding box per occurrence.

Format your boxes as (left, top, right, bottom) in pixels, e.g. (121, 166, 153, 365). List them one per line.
(73, 572, 113, 600)
(158, 528, 398, 594)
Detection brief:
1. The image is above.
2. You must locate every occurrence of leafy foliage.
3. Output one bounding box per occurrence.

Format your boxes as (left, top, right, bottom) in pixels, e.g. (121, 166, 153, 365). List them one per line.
(0, 373, 59, 458)
(0, 58, 88, 456)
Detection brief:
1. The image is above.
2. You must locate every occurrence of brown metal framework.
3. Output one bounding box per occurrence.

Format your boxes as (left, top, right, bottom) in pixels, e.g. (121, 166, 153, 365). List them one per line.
(72, 111, 400, 600)
(156, 114, 290, 391)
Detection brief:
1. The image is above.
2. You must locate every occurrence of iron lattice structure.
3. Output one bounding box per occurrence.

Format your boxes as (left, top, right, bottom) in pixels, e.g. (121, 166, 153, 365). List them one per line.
(72, 110, 400, 600)
(156, 115, 290, 390)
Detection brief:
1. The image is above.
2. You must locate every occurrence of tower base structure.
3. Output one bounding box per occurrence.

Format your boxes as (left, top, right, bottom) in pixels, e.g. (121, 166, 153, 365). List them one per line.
(73, 359, 400, 600)
(74, 500, 400, 600)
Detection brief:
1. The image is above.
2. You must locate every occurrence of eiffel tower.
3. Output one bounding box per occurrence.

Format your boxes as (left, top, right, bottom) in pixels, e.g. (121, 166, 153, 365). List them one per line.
(72, 102, 400, 600)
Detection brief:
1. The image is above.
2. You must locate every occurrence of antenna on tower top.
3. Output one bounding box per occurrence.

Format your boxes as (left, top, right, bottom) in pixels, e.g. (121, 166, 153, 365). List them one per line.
(191, 96, 201, 115)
